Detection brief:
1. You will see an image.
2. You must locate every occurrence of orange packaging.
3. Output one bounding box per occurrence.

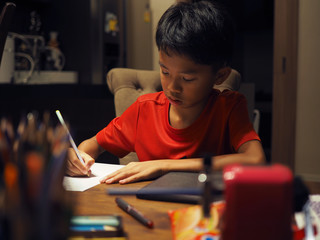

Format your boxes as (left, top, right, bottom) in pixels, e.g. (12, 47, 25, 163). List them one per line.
(168, 202, 225, 240)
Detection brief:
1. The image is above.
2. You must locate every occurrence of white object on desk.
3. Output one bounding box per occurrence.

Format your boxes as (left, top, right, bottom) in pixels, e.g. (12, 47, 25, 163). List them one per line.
(294, 194, 320, 240)
(63, 163, 124, 192)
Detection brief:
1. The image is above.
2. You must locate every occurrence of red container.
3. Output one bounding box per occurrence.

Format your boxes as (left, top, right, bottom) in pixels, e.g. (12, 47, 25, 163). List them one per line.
(222, 164, 293, 240)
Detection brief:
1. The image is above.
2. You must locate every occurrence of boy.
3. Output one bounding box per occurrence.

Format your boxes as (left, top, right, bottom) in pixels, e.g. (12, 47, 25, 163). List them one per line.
(66, 0, 265, 184)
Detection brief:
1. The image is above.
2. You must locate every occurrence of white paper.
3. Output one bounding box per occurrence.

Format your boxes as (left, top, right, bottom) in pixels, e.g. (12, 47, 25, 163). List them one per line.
(63, 163, 124, 192)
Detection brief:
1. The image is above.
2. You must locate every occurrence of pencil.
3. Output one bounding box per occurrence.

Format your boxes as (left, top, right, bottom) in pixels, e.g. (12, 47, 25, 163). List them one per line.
(55, 110, 89, 175)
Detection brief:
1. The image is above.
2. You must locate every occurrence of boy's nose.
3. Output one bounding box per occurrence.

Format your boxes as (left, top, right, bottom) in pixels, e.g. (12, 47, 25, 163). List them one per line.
(168, 76, 182, 93)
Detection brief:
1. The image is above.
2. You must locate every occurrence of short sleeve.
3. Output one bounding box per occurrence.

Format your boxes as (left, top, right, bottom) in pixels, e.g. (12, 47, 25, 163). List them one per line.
(96, 99, 140, 157)
(228, 94, 261, 151)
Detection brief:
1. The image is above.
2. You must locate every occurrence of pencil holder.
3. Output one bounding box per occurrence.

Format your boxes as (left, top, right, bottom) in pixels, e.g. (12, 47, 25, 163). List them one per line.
(0, 111, 73, 240)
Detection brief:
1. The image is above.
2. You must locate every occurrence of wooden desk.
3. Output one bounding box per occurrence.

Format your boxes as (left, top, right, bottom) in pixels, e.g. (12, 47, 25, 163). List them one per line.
(66, 182, 195, 240)
(66, 178, 320, 240)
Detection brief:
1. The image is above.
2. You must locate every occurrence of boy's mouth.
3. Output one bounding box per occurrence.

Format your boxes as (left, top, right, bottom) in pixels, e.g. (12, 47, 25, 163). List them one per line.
(167, 96, 182, 106)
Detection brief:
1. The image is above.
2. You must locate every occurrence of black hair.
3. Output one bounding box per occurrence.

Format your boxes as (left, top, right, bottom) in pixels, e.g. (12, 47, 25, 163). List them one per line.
(156, 0, 234, 69)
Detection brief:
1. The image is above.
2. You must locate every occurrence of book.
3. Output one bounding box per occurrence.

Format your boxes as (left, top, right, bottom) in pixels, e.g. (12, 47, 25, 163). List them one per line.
(136, 171, 224, 204)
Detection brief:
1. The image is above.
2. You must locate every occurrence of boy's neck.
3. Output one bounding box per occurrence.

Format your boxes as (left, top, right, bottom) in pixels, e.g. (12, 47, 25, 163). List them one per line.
(168, 97, 209, 129)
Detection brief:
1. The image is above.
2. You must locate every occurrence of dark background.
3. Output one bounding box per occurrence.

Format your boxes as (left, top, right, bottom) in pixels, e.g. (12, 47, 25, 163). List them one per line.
(1, 0, 273, 161)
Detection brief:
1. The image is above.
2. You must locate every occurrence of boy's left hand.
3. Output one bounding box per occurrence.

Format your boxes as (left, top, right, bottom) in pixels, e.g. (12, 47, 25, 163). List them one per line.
(100, 161, 166, 184)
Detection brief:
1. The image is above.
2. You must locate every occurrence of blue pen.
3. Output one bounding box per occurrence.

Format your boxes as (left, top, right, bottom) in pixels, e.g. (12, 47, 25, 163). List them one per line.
(70, 225, 117, 231)
(70, 216, 120, 226)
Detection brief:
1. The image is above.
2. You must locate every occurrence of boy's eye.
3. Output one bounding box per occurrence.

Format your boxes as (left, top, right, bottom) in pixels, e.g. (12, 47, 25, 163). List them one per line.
(183, 76, 195, 82)
(161, 71, 169, 75)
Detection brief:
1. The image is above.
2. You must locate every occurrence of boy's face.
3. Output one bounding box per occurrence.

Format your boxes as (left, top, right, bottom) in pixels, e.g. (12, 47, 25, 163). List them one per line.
(159, 50, 218, 111)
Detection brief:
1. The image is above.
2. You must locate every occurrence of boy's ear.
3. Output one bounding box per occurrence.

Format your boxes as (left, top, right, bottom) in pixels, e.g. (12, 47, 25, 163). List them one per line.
(215, 67, 232, 85)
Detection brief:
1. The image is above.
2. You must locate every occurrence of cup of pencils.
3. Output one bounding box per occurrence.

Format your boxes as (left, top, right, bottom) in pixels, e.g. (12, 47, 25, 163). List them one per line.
(0, 111, 72, 240)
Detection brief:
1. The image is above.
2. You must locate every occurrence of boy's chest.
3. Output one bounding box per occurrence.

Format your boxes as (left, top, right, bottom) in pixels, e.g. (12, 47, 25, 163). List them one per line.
(168, 105, 205, 129)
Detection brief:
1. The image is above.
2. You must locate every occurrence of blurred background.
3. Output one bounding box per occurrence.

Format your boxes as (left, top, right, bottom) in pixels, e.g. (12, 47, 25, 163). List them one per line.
(3, 0, 273, 87)
(0, 0, 273, 158)
(1, 0, 319, 182)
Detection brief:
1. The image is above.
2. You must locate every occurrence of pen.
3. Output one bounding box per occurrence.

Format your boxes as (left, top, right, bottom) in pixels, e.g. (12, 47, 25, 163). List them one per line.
(115, 197, 154, 228)
(55, 110, 89, 175)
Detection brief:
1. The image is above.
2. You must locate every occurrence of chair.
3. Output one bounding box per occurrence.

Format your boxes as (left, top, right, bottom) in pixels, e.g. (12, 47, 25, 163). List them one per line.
(0, 2, 16, 66)
(107, 68, 242, 164)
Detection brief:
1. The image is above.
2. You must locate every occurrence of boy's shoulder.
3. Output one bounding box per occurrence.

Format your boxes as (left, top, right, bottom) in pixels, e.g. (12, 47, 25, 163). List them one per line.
(216, 89, 247, 104)
(137, 91, 167, 104)
(218, 89, 244, 97)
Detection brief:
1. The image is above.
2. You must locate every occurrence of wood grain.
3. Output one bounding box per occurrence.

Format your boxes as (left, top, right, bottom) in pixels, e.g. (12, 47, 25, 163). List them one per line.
(66, 180, 320, 239)
(66, 181, 194, 240)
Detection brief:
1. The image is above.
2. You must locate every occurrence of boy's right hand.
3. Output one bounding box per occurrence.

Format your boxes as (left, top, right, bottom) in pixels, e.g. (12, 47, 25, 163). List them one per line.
(66, 148, 95, 176)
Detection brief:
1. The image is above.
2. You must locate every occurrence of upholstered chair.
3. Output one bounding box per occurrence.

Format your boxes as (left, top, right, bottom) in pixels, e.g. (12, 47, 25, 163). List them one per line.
(106, 68, 242, 164)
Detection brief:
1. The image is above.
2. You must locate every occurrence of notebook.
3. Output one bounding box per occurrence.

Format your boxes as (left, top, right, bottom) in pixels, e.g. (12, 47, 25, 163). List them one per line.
(136, 171, 224, 204)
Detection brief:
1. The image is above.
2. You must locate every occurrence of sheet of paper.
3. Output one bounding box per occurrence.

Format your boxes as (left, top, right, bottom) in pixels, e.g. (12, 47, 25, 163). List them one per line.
(63, 163, 124, 192)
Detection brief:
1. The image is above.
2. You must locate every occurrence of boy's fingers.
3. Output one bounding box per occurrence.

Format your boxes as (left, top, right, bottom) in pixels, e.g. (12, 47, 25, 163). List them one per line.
(100, 169, 119, 182)
(101, 168, 134, 183)
(67, 148, 90, 176)
(72, 157, 88, 174)
(85, 159, 95, 170)
(101, 169, 147, 184)
(80, 152, 95, 172)
(103, 171, 128, 183)
(119, 173, 143, 184)
(65, 163, 83, 176)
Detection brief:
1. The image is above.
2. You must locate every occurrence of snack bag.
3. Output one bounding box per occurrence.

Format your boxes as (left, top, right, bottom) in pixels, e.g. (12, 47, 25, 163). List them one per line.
(168, 202, 225, 240)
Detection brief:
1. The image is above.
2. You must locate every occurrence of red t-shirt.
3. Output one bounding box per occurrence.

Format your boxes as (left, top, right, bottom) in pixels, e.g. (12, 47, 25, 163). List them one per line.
(96, 90, 260, 161)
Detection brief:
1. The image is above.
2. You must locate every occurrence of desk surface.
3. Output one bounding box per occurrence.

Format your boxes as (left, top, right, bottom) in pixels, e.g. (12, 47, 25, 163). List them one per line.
(66, 181, 195, 240)
(66, 180, 320, 240)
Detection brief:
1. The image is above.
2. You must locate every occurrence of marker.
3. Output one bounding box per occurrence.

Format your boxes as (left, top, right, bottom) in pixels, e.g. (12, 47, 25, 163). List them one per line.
(115, 197, 154, 228)
(55, 110, 89, 175)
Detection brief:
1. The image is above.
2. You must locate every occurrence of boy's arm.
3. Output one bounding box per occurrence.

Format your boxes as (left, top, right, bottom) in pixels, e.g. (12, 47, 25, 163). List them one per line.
(100, 140, 266, 184)
(214, 140, 266, 169)
(66, 135, 105, 176)
(78, 135, 105, 159)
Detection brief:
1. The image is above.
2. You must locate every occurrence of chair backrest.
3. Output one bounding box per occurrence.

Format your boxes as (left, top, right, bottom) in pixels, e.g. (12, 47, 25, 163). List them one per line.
(106, 67, 241, 164)
(107, 68, 241, 117)
(0, 2, 16, 66)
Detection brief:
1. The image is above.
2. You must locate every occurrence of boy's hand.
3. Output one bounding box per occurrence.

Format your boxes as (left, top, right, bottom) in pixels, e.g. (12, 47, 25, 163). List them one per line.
(66, 148, 95, 176)
(100, 161, 165, 184)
